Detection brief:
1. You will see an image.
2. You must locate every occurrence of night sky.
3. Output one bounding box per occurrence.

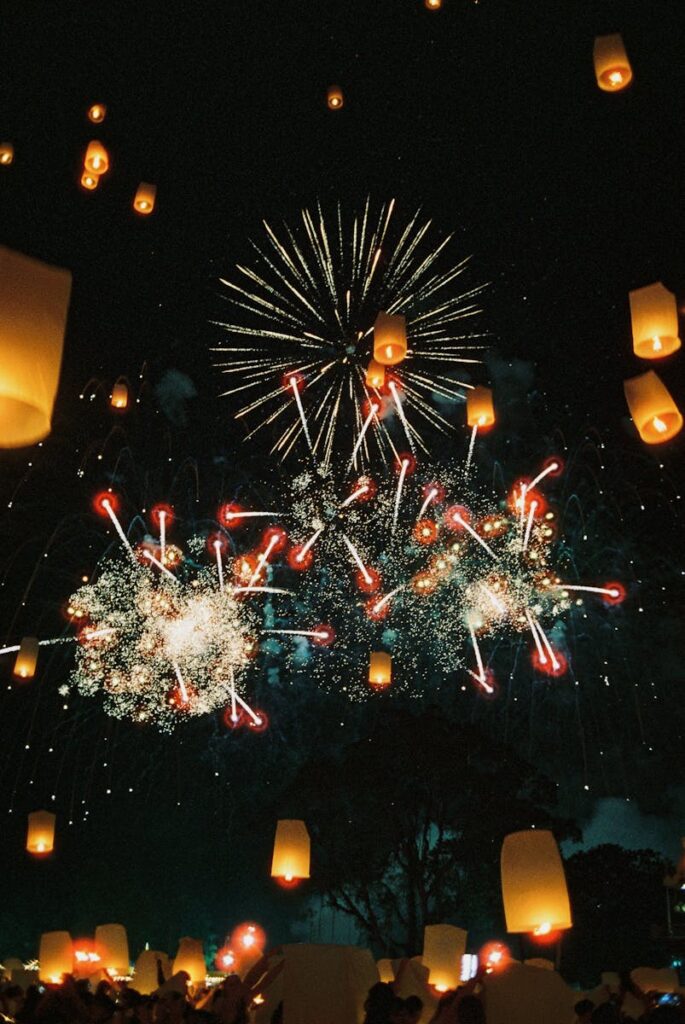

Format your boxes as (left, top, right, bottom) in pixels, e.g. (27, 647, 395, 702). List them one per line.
(1, 0, 684, 960)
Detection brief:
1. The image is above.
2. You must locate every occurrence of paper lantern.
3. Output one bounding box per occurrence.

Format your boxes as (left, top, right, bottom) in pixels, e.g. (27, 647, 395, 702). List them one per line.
(110, 379, 129, 409)
(271, 819, 311, 883)
(80, 171, 99, 191)
(327, 85, 344, 110)
(629, 282, 681, 359)
(133, 182, 157, 215)
(366, 359, 386, 390)
(95, 924, 129, 975)
(87, 104, 107, 124)
(623, 370, 683, 444)
(373, 311, 407, 366)
(369, 651, 392, 690)
(173, 937, 206, 986)
(26, 810, 56, 855)
(133, 950, 170, 994)
(38, 931, 73, 983)
(423, 925, 467, 992)
(377, 959, 395, 983)
(500, 830, 572, 934)
(84, 140, 109, 175)
(593, 33, 633, 92)
(13, 637, 39, 679)
(0, 142, 14, 165)
(466, 385, 495, 429)
(0, 246, 72, 448)
(425, 0, 442, 8)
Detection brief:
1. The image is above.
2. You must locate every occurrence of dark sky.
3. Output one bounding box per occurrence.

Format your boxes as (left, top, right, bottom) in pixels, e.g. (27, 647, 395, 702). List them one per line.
(1, 0, 684, 960)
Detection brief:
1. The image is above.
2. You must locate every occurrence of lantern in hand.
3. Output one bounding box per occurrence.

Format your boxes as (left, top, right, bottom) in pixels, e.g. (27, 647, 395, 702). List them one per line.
(500, 829, 572, 935)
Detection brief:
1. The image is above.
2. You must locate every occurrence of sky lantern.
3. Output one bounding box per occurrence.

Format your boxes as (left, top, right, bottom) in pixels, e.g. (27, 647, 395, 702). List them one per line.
(84, 140, 109, 175)
(80, 171, 99, 191)
(87, 103, 107, 123)
(365, 358, 386, 390)
(373, 311, 408, 366)
(500, 829, 572, 935)
(95, 924, 130, 976)
(327, 85, 344, 109)
(38, 931, 73, 983)
(425, 0, 442, 8)
(26, 810, 56, 856)
(133, 950, 170, 994)
(110, 378, 129, 410)
(423, 925, 467, 992)
(466, 385, 496, 429)
(173, 937, 206, 986)
(133, 182, 157, 215)
(377, 959, 394, 983)
(629, 282, 681, 359)
(13, 636, 39, 680)
(593, 33, 633, 91)
(0, 142, 14, 165)
(0, 246, 72, 448)
(369, 651, 392, 689)
(624, 370, 683, 444)
(271, 819, 311, 885)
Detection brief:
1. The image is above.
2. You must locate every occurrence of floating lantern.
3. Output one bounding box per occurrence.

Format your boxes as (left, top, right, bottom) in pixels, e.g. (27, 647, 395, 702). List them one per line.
(0, 247, 72, 448)
(87, 104, 107, 124)
(629, 282, 681, 360)
(0, 142, 14, 165)
(593, 33, 633, 92)
(80, 171, 99, 191)
(84, 140, 109, 175)
(425, 0, 442, 8)
(369, 651, 392, 690)
(13, 636, 39, 680)
(466, 385, 496, 429)
(133, 182, 156, 215)
(623, 370, 683, 444)
(110, 378, 129, 409)
(271, 819, 311, 885)
(173, 937, 205, 986)
(95, 924, 129, 976)
(133, 950, 170, 994)
(38, 931, 73, 983)
(373, 311, 407, 367)
(327, 85, 344, 109)
(365, 359, 386, 390)
(500, 829, 572, 934)
(377, 959, 394, 983)
(423, 925, 467, 992)
(26, 810, 56, 856)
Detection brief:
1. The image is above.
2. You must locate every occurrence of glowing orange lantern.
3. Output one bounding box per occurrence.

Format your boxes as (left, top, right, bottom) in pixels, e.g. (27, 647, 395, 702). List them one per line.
(13, 636, 39, 679)
(327, 85, 344, 109)
(80, 171, 99, 191)
(423, 925, 467, 992)
(110, 379, 129, 409)
(425, 0, 442, 8)
(95, 924, 129, 976)
(173, 937, 206, 986)
(38, 931, 73, 983)
(84, 140, 109, 175)
(624, 370, 683, 444)
(369, 651, 392, 689)
(271, 819, 310, 885)
(374, 311, 407, 367)
(593, 33, 633, 92)
(500, 829, 572, 934)
(366, 359, 386, 390)
(0, 142, 14, 165)
(466, 385, 496, 429)
(133, 182, 156, 215)
(133, 950, 170, 994)
(26, 810, 56, 855)
(629, 282, 681, 359)
(87, 104, 107, 124)
(0, 246, 72, 448)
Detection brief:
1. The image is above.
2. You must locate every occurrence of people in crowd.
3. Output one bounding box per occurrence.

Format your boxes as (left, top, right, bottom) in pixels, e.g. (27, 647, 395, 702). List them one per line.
(575, 998, 595, 1024)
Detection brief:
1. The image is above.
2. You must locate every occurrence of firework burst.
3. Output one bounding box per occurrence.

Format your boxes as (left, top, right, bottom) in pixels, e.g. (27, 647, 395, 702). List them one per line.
(212, 199, 487, 471)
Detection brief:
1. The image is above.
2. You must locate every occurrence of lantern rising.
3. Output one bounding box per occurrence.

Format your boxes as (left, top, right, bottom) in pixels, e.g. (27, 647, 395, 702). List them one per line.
(26, 810, 56, 856)
(373, 311, 408, 367)
(271, 819, 311, 886)
(0, 142, 14, 165)
(327, 85, 344, 109)
(365, 358, 386, 390)
(425, 0, 442, 8)
(624, 370, 683, 444)
(0, 246, 72, 448)
(369, 651, 392, 690)
(13, 636, 39, 680)
(80, 171, 99, 191)
(84, 140, 109, 175)
(87, 103, 107, 123)
(133, 182, 157, 215)
(38, 931, 73, 983)
(466, 385, 495, 429)
(500, 829, 572, 935)
(423, 924, 467, 992)
(629, 282, 681, 360)
(110, 378, 129, 410)
(377, 959, 395, 983)
(593, 33, 633, 92)
(173, 937, 206, 986)
(95, 923, 130, 976)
